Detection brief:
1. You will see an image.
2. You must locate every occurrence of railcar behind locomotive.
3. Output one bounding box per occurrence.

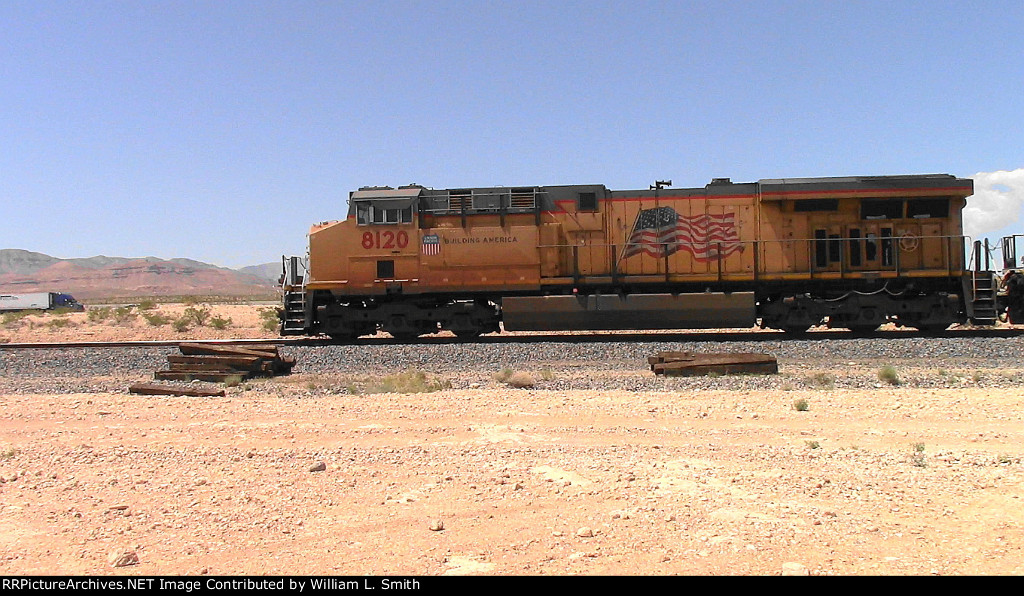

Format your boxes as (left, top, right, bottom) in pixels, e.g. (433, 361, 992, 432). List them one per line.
(279, 173, 1018, 339)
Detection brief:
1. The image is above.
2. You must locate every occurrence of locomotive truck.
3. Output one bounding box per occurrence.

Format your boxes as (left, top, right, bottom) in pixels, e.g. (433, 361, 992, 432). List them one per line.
(279, 173, 1020, 339)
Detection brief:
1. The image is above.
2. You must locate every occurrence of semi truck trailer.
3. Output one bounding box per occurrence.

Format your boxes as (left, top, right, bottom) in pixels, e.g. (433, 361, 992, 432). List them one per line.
(0, 292, 85, 312)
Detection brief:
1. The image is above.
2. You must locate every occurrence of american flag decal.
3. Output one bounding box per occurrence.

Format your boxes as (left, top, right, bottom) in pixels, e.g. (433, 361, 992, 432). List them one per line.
(421, 234, 440, 256)
(621, 207, 744, 261)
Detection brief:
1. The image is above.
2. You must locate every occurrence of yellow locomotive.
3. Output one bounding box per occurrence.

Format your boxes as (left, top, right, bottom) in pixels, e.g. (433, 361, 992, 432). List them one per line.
(280, 173, 994, 339)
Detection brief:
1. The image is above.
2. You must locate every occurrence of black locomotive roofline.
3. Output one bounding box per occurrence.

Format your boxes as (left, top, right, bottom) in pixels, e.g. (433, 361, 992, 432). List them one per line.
(350, 174, 974, 219)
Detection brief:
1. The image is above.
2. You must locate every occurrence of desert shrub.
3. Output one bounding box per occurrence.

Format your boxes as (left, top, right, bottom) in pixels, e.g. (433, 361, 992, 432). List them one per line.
(369, 369, 450, 394)
(87, 306, 135, 324)
(137, 299, 157, 311)
(506, 371, 536, 389)
(493, 368, 513, 383)
(793, 398, 810, 412)
(142, 312, 171, 327)
(183, 305, 211, 327)
(808, 372, 834, 389)
(47, 318, 71, 329)
(223, 375, 244, 388)
(805, 440, 821, 449)
(172, 317, 191, 332)
(2, 311, 37, 327)
(210, 315, 232, 330)
(259, 307, 282, 332)
(0, 446, 17, 459)
(539, 367, 555, 381)
(911, 442, 926, 467)
(111, 306, 136, 324)
(878, 365, 901, 386)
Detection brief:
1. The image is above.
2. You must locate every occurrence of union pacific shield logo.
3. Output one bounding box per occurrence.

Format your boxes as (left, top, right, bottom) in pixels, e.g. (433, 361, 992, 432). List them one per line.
(421, 234, 440, 256)
(621, 207, 743, 261)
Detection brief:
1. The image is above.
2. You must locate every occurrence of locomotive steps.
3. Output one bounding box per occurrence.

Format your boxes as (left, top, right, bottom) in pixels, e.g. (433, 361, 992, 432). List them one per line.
(649, 351, 778, 377)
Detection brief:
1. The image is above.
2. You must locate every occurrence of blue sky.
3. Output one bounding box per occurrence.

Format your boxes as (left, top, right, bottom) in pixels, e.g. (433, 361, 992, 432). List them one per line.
(2, 1, 1023, 268)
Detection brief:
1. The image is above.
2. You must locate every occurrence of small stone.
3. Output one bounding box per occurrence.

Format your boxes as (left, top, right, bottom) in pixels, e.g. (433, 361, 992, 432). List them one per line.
(429, 519, 444, 531)
(309, 462, 327, 472)
(109, 550, 139, 568)
(576, 527, 594, 538)
(781, 562, 808, 576)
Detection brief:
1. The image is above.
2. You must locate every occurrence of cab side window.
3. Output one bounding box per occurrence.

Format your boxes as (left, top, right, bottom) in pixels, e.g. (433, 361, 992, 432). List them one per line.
(356, 203, 413, 225)
(578, 192, 598, 212)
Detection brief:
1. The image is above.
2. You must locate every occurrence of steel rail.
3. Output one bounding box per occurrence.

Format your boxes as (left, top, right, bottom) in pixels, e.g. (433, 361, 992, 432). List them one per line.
(2, 327, 1022, 350)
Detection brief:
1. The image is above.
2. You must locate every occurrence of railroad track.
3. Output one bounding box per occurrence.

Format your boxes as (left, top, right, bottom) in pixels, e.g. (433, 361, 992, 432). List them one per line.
(2, 326, 1023, 350)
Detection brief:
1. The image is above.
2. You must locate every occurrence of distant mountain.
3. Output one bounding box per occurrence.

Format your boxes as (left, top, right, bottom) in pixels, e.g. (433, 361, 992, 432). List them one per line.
(0, 249, 278, 300)
(239, 262, 283, 283)
(0, 249, 63, 276)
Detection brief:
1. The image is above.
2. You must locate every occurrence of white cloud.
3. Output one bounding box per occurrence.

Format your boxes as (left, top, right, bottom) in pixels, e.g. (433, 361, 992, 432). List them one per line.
(964, 169, 1024, 239)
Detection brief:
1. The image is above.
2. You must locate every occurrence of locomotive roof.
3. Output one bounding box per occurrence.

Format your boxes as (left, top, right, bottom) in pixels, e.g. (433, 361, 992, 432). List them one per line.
(758, 173, 961, 185)
(354, 174, 969, 196)
(347, 174, 972, 216)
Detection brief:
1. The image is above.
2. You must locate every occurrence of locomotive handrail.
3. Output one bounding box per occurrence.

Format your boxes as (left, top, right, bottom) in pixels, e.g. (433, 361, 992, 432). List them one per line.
(536, 233, 971, 279)
(536, 232, 968, 247)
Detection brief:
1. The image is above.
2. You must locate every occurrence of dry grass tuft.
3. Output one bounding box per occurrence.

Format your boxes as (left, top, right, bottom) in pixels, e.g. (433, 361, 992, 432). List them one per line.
(506, 371, 536, 389)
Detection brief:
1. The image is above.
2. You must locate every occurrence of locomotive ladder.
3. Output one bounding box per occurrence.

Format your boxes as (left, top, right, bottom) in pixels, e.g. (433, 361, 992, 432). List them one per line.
(281, 291, 308, 334)
(965, 271, 998, 325)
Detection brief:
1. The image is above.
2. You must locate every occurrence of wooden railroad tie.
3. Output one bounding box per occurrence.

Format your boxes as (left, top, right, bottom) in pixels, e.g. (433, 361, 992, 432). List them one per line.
(127, 382, 226, 397)
(649, 351, 778, 377)
(151, 343, 296, 383)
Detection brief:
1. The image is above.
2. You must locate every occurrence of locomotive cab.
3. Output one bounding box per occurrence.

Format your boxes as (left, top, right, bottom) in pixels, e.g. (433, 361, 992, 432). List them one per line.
(348, 186, 422, 292)
(998, 234, 1024, 324)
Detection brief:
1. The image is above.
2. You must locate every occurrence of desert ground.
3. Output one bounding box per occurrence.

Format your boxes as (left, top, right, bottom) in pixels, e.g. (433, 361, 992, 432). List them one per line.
(1, 302, 1023, 576)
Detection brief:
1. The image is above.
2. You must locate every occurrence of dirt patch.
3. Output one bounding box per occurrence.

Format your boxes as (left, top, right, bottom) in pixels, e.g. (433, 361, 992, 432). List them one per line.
(1, 306, 1023, 575)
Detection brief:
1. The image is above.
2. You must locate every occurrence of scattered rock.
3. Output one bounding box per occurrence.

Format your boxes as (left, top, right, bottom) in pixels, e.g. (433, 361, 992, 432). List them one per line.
(309, 462, 327, 472)
(429, 519, 444, 531)
(576, 527, 594, 538)
(781, 562, 808, 576)
(109, 550, 139, 568)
